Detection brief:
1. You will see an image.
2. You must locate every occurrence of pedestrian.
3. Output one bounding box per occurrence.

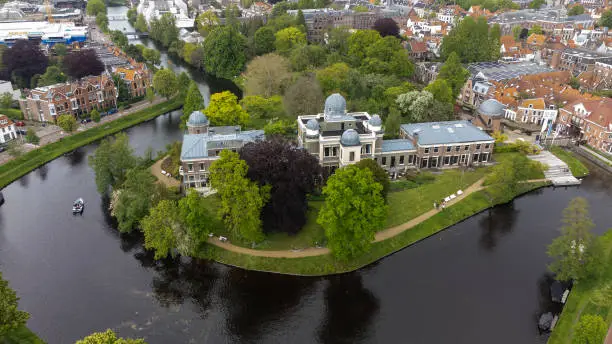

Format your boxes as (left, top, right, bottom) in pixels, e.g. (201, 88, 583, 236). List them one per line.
(433, 202, 437, 209)
(442, 203, 446, 211)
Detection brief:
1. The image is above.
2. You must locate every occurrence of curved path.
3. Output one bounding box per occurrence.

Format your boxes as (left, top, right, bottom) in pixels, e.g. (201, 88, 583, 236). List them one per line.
(207, 177, 487, 258)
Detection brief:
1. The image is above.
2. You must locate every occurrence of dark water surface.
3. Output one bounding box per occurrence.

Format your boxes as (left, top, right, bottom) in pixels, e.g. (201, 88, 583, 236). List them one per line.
(1, 109, 611, 344)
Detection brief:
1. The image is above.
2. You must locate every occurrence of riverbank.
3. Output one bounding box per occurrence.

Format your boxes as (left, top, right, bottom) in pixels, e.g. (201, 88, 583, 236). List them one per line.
(199, 180, 550, 276)
(0, 98, 182, 189)
(547, 230, 612, 344)
(549, 146, 589, 178)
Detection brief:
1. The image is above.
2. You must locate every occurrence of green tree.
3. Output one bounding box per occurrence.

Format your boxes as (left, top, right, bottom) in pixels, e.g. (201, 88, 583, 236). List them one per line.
(568, 4, 585, 16)
(573, 314, 608, 344)
(86, 0, 106, 16)
(254, 26, 276, 56)
(397, 90, 434, 122)
(512, 25, 522, 40)
(142, 48, 161, 65)
(347, 30, 381, 67)
(205, 91, 249, 126)
(202, 26, 247, 79)
(95, 12, 109, 32)
(283, 75, 325, 117)
(317, 165, 387, 260)
(181, 81, 205, 127)
(438, 52, 470, 99)
(316, 62, 351, 94)
(355, 158, 390, 200)
(90, 109, 100, 123)
(57, 114, 77, 133)
(88, 133, 138, 193)
(25, 128, 39, 144)
(196, 10, 219, 37)
(37, 66, 66, 87)
(127, 7, 137, 23)
(384, 106, 401, 138)
(112, 74, 129, 103)
(153, 69, 178, 99)
(110, 30, 128, 49)
(146, 87, 155, 103)
(240, 95, 285, 119)
(361, 36, 413, 77)
(244, 53, 291, 97)
(75, 329, 145, 344)
(529, 0, 545, 8)
(274, 27, 307, 55)
(178, 190, 213, 251)
(548, 197, 604, 283)
(141, 199, 180, 259)
(263, 119, 295, 137)
(424, 78, 453, 104)
(441, 16, 499, 62)
(113, 168, 157, 233)
(135, 14, 148, 32)
(53, 43, 67, 57)
(289, 44, 327, 72)
(600, 10, 612, 28)
(296, 9, 306, 30)
(569, 76, 581, 90)
(0, 92, 12, 108)
(528, 24, 543, 36)
(209, 150, 270, 242)
(0, 272, 30, 337)
(149, 13, 179, 48)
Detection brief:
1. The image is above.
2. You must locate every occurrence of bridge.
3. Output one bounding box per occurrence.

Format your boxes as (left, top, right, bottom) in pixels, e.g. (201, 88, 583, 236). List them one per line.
(124, 32, 149, 37)
(107, 16, 127, 21)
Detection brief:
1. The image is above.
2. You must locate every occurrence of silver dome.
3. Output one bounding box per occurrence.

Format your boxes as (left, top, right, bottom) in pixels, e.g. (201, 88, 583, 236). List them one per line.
(187, 110, 209, 126)
(478, 99, 506, 117)
(369, 115, 382, 126)
(306, 118, 320, 130)
(324, 93, 346, 118)
(340, 129, 360, 146)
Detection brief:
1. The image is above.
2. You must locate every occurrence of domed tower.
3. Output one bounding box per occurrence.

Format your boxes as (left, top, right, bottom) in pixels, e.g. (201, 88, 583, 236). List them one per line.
(324, 93, 347, 121)
(187, 110, 209, 134)
(477, 99, 506, 133)
(367, 114, 383, 133)
(305, 118, 320, 137)
(340, 129, 361, 146)
(339, 129, 361, 166)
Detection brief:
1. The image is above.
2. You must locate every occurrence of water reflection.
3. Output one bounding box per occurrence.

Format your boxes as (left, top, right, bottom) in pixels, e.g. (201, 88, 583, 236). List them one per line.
(479, 202, 519, 251)
(64, 148, 86, 166)
(35, 165, 49, 181)
(318, 274, 379, 344)
(18, 173, 29, 187)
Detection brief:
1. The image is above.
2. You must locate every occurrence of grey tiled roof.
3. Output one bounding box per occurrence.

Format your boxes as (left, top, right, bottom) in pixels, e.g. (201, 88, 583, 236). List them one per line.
(381, 139, 415, 152)
(467, 62, 553, 82)
(180, 129, 264, 160)
(400, 120, 493, 145)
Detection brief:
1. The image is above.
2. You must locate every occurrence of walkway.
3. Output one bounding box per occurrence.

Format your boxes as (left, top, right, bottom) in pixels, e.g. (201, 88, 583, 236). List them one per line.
(579, 145, 612, 166)
(207, 177, 487, 258)
(528, 151, 581, 186)
(151, 157, 180, 188)
(605, 325, 612, 344)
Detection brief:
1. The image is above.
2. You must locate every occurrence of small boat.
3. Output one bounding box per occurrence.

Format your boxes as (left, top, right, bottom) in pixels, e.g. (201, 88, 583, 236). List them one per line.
(72, 198, 84, 214)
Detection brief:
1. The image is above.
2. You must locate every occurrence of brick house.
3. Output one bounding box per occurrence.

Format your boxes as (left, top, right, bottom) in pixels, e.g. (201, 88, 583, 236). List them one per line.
(0, 114, 16, 144)
(113, 65, 152, 98)
(504, 98, 558, 132)
(19, 74, 117, 122)
(557, 98, 612, 153)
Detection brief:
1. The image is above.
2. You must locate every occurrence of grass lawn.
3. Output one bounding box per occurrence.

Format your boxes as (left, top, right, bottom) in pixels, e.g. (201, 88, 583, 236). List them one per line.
(549, 146, 589, 178)
(0, 98, 182, 189)
(493, 152, 547, 180)
(547, 230, 612, 344)
(199, 182, 549, 275)
(2, 325, 45, 344)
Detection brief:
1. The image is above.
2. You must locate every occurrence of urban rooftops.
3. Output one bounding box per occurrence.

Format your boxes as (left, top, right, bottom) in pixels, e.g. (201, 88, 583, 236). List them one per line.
(400, 120, 494, 145)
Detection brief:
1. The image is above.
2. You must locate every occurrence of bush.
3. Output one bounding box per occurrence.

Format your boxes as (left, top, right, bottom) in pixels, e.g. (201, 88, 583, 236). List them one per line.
(25, 128, 39, 145)
(1, 108, 24, 120)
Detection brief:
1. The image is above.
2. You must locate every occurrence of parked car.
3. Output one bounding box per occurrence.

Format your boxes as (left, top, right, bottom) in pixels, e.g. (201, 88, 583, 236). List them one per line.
(0, 146, 5, 153)
(108, 108, 118, 114)
(17, 129, 27, 135)
(15, 121, 25, 127)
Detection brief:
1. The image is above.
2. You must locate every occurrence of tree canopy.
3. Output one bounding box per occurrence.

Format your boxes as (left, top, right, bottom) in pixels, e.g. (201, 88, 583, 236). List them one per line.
(57, 114, 77, 133)
(202, 26, 247, 79)
(275, 27, 307, 55)
(239, 137, 321, 234)
(372, 18, 400, 37)
(149, 13, 179, 48)
(196, 10, 220, 37)
(0, 272, 30, 337)
(141, 199, 181, 259)
(76, 329, 145, 344)
(354, 159, 390, 200)
(113, 167, 158, 233)
(2, 40, 48, 89)
(437, 52, 470, 99)
(244, 53, 291, 97)
(240, 95, 285, 120)
(254, 26, 276, 56)
(204, 91, 249, 126)
(153, 69, 178, 99)
(318, 165, 387, 260)
(182, 81, 205, 126)
(88, 133, 138, 193)
(568, 4, 585, 16)
(600, 10, 612, 28)
(396, 90, 454, 123)
(440, 16, 500, 62)
(86, 0, 106, 16)
(63, 49, 104, 79)
(283, 75, 325, 117)
(37, 66, 66, 87)
(573, 314, 608, 344)
(424, 78, 453, 104)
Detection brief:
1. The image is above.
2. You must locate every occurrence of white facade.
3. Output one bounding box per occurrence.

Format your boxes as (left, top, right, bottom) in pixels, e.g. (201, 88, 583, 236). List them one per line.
(504, 99, 558, 132)
(0, 115, 16, 144)
(136, 0, 194, 28)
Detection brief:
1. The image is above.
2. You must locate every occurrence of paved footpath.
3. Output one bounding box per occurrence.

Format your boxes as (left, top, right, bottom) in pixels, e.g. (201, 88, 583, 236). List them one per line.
(207, 177, 487, 258)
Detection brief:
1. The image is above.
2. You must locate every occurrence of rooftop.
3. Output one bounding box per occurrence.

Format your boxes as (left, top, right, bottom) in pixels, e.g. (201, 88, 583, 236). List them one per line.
(400, 120, 494, 145)
(180, 129, 264, 160)
(381, 139, 415, 152)
(467, 62, 554, 82)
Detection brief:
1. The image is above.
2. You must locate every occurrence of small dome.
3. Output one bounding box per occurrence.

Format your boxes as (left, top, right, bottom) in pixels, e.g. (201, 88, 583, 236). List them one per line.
(306, 118, 319, 130)
(369, 115, 382, 126)
(324, 93, 346, 118)
(478, 99, 506, 117)
(187, 110, 208, 126)
(340, 129, 360, 146)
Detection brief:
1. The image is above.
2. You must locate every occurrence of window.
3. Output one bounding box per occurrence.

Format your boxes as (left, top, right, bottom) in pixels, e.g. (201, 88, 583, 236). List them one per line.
(473, 153, 479, 162)
(199, 163, 205, 171)
(476, 144, 481, 149)
(481, 153, 489, 162)
(446, 146, 451, 152)
(424, 147, 429, 153)
(455, 146, 460, 152)
(433, 146, 439, 153)
(485, 143, 490, 149)
(382, 157, 387, 165)
(188, 163, 193, 172)
(408, 155, 414, 164)
(391, 156, 396, 167)
(464, 145, 469, 150)
(451, 156, 458, 165)
(444, 156, 450, 165)
(399, 155, 405, 165)
(349, 152, 355, 161)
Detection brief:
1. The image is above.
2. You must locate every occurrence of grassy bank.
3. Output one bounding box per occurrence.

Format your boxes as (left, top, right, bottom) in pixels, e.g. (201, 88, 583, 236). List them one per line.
(0, 99, 182, 189)
(199, 181, 549, 276)
(547, 230, 612, 344)
(2, 325, 45, 344)
(550, 146, 589, 177)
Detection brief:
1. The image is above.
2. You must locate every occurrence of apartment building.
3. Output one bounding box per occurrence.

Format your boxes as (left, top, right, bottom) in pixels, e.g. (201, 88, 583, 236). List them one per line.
(557, 98, 612, 153)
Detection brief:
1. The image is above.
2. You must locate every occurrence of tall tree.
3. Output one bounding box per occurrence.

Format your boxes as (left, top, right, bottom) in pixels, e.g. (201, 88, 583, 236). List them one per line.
(202, 26, 247, 79)
(37, 66, 66, 86)
(289, 44, 327, 72)
(142, 48, 161, 65)
(2, 40, 48, 88)
(283, 75, 325, 117)
(547, 197, 604, 283)
(528, 24, 543, 36)
(347, 29, 381, 67)
(182, 81, 205, 126)
(437, 52, 470, 99)
(239, 137, 322, 234)
(424, 78, 453, 104)
(372, 18, 400, 37)
(600, 10, 612, 28)
(112, 74, 129, 102)
(209, 150, 270, 242)
(113, 168, 158, 233)
(396, 90, 434, 122)
(316, 62, 351, 94)
(153, 69, 178, 99)
(76, 329, 145, 344)
(568, 4, 585, 16)
(254, 26, 276, 56)
(205, 91, 249, 126)
(362, 36, 413, 77)
(63, 50, 104, 79)
(354, 159, 390, 199)
(196, 10, 220, 37)
(135, 14, 148, 32)
(240, 95, 285, 119)
(384, 106, 401, 138)
(296, 9, 306, 30)
(512, 25, 522, 40)
(86, 0, 106, 16)
(440, 16, 500, 62)
(0, 272, 30, 337)
(275, 27, 307, 55)
(90, 109, 101, 123)
(88, 133, 138, 193)
(573, 314, 608, 344)
(326, 26, 352, 56)
(318, 166, 387, 260)
(141, 199, 181, 259)
(178, 190, 213, 251)
(52, 43, 67, 57)
(149, 13, 179, 48)
(244, 53, 291, 97)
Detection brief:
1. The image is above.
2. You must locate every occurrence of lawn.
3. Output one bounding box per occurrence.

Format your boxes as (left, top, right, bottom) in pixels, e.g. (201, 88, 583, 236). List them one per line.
(2, 325, 45, 344)
(547, 230, 612, 344)
(549, 146, 589, 178)
(0, 98, 182, 189)
(493, 152, 547, 180)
